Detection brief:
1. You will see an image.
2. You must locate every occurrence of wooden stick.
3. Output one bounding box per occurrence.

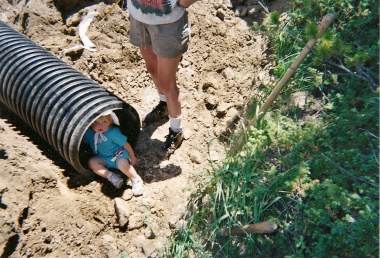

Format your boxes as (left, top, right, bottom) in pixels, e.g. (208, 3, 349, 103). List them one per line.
(98, 0, 122, 25)
(217, 220, 278, 236)
(256, 13, 335, 122)
(231, 13, 335, 155)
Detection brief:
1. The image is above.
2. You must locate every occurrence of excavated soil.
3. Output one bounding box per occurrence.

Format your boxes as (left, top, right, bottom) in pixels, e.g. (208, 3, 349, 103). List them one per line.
(0, 0, 288, 257)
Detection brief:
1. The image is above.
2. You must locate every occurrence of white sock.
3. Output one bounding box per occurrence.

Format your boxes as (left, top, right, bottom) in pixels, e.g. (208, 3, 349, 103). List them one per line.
(131, 177, 141, 183)
(158, 93, 166, 102)
(107, 172, 113, 180)
(169, 115, 182, 133)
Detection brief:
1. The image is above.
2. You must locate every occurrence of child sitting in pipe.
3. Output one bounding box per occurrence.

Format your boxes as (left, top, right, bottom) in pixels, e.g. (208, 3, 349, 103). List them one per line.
(82, 111, 143, 196)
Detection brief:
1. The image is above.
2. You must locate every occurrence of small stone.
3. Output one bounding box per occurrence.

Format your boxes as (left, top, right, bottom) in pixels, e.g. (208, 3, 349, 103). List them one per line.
(216, 10, 225, 21)
(102, 235, 114, 243)
(189, 152, 202, 164)
(121, 189, 133, 201)
(142, 239, 164, 257)
(114, 198, 130, 227)
(221, 67, 235, 80)
(128, 214, 145, 230)
(168, 217, 178, 229)
(240, 7, 248, 17)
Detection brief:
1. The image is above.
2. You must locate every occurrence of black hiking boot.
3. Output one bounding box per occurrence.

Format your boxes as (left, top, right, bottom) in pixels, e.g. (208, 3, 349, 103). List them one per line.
(157, 128, 184, 160)
(142, 101, 169, 128)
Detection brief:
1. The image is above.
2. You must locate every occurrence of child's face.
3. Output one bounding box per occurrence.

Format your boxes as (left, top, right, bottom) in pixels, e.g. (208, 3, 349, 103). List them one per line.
(91, 115, 112, 133)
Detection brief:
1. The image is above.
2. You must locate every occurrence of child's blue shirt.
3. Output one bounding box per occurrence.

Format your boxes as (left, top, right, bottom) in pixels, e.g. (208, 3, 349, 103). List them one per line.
(83, 127, 128, 161)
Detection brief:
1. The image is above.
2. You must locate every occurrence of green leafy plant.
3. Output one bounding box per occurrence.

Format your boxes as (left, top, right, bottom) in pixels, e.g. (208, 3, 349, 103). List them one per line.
(163, 0, 379, 256)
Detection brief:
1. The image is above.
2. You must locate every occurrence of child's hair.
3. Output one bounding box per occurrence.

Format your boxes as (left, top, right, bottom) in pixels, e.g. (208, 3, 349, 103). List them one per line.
(100, 111, 119, 126)
(100, 114, 113, 125)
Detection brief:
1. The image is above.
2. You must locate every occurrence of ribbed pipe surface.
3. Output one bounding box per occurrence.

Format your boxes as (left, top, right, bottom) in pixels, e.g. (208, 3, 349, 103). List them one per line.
(0, 21, 140, 175)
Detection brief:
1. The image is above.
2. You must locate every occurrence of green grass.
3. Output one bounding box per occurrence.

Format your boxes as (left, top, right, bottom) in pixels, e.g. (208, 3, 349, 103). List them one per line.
(161, 0, 379, 256)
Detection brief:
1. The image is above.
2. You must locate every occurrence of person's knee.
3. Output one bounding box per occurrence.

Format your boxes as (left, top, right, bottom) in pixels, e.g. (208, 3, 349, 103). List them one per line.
(142, 50, 158, 76)
(117, 158, 130, 170)
(88, 157, 101, 169)
(88, 157, 96, 167)
(145, 63, 157, 76)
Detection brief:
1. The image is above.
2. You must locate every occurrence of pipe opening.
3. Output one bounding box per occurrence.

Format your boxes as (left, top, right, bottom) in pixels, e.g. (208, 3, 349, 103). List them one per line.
(0, 20, 141, 176)
(77, 105, 141, 175)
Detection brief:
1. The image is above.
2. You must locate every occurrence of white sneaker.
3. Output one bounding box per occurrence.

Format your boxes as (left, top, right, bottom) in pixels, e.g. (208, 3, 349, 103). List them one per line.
(108, 173, 123, 188)
(131, 178, 143, 196)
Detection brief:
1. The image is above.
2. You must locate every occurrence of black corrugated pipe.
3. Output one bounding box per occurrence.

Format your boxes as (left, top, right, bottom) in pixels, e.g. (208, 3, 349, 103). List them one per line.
(0, 21, 140, 176)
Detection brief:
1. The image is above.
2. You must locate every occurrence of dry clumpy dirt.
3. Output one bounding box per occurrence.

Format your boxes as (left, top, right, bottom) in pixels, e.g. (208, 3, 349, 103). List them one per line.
(0, 0, 287, 257)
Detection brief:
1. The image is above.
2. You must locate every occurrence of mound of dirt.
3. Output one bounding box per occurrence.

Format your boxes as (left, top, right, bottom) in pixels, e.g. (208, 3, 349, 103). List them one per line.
(0, 0, 286, 256)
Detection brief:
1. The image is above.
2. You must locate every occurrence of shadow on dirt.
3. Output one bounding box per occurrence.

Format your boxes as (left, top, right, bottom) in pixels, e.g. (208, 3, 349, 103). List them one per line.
(134, 123, 183, 183)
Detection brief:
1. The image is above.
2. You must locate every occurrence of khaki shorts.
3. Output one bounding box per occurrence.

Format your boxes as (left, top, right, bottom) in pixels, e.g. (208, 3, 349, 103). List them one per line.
(129, 13, 190, 58)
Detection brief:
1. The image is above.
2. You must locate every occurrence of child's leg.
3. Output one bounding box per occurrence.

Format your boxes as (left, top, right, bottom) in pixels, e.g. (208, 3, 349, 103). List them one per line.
(88, 156, 111, 178)
(117, 158, 141, 180)
(117, 158, 143, 196)
(89, 156, 123, 188)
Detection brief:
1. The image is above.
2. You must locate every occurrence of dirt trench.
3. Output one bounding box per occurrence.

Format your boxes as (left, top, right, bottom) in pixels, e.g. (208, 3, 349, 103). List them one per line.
(0, 0, 287, 256)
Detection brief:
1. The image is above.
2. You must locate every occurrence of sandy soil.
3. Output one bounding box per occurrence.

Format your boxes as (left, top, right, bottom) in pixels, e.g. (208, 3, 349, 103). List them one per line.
(0, 0, 287, 257)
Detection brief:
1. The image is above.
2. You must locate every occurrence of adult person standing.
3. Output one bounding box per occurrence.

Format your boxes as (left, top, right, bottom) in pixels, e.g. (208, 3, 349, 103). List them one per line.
(126, 0, 200, 159)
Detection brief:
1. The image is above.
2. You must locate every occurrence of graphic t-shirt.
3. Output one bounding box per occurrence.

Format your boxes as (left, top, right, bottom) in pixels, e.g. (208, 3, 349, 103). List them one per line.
(127, 0, 185, 25)
(83, 127, 128, 161)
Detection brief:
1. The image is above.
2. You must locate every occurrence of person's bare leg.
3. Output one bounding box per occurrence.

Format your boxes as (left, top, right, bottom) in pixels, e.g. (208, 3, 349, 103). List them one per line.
(156, 55, 182, 118)
(140, 47, 182, 118)
(140, 46, 161, 93)
(140, 47, 184, 159)
(117, 158, 140, 180)
(88, 156, 111, 178)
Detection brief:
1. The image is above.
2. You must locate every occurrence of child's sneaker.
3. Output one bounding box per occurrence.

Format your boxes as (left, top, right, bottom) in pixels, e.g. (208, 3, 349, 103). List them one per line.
(131, 178, 143, 196)
(107, 172, 123, 189)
